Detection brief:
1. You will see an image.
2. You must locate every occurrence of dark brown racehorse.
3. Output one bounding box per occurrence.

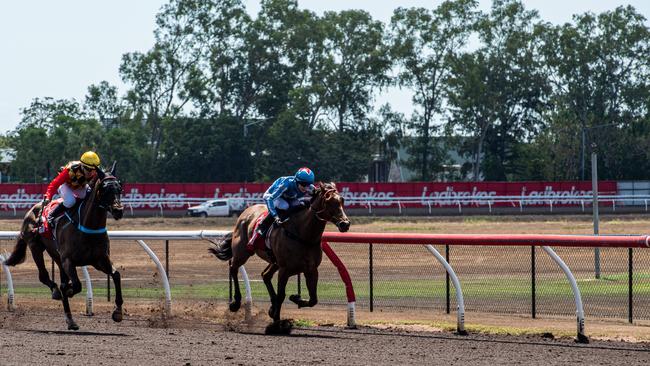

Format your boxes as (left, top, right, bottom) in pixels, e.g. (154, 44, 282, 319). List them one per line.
(3, 166, 124, 330)
(209, 182, 350, 333)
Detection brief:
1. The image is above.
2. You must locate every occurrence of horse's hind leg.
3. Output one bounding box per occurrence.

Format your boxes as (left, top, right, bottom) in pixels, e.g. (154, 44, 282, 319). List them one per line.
(30, 244, 62, 300)
(93, 256, 123, 322)
(228, 260, 244, 312)
(262, 263, 279, 318)
(290, 269, 318, 308)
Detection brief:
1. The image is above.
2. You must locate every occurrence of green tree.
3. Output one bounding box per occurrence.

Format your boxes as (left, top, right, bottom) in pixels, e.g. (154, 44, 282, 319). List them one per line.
(389, 0, 477, 181)
(446, 0, 549, 181)
(321, 9, 391, 132)
(539, 5, 650, 180)
(85, 81, 122, 128)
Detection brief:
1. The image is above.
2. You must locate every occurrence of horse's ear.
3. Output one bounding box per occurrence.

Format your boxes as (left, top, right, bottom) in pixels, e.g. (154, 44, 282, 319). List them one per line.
(110, 161, 117, 176)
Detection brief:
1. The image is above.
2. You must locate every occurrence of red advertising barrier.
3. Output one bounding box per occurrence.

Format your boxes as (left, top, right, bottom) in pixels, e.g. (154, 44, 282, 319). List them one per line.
(0, 181, 618, 211)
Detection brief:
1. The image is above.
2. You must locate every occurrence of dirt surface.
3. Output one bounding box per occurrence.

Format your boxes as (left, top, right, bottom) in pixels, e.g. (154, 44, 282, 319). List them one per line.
(1, 304, 649, 366)
(1, 215, 650, 364)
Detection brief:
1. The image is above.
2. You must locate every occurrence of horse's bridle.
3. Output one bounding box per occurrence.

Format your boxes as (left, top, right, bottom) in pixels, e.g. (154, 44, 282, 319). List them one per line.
(96, 177, 123, 214)
(311, 190, 347, 226)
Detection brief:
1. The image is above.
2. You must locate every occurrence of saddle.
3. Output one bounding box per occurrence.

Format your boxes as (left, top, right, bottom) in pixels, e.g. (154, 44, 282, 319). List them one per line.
(38, 199, 65, 239)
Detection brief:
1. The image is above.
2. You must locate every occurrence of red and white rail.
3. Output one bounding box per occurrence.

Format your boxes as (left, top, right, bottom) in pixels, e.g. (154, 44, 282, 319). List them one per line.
(322, 232, 650, 342)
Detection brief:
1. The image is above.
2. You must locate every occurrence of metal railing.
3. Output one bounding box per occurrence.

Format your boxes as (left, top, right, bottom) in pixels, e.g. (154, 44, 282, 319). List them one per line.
(0, 194, 649, 216)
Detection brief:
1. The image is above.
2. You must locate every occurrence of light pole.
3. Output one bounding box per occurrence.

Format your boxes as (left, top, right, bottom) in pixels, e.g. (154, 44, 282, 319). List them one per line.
(580, 122, 618, 181)
(580, 123, 618, 279)
(591, 143, 600, 279)
(242, 119, 269, 182)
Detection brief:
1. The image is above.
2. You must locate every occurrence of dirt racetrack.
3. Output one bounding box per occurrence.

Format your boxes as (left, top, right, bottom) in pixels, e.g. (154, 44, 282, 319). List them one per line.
(1, 215, 650, 364)
(1, 304, 650, 365)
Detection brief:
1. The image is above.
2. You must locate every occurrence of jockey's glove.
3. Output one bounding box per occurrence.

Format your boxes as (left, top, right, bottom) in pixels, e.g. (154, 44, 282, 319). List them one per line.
(42, 198, 50, 207)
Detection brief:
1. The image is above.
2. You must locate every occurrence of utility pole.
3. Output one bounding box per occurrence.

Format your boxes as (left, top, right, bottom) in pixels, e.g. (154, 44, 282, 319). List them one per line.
(591, 143, 600, 279)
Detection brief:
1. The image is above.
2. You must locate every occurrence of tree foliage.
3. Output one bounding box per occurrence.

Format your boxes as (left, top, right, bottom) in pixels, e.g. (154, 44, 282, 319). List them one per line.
(6, 1, 650, 183)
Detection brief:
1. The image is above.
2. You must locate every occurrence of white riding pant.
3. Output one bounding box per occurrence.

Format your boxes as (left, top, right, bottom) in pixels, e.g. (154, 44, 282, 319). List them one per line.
(58, 183, 88, 208)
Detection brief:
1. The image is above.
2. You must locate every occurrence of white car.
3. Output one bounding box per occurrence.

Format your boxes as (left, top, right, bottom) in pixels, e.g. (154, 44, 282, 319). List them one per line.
(187, 198, 246, 217)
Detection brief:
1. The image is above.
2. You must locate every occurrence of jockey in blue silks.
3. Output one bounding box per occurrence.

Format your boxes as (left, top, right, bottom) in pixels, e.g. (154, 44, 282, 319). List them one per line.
(246, 167, 316, 253)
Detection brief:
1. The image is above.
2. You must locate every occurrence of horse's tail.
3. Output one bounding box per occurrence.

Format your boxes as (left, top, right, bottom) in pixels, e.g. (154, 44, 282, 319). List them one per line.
(3, 235, 28, 266)
(208, 232, 233, 261)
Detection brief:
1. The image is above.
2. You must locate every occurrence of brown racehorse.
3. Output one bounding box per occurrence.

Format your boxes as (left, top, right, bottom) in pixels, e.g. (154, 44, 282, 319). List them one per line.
(209, 182, 350, 333)
(3, 166, 124, 330)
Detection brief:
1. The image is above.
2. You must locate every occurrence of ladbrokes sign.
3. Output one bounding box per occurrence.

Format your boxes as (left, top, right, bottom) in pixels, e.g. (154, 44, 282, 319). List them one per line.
(0, 181, 617, 210)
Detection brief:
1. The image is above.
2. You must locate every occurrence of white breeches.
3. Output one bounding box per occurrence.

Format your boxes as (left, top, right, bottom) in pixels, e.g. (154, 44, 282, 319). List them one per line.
(58, 184, 88, 208)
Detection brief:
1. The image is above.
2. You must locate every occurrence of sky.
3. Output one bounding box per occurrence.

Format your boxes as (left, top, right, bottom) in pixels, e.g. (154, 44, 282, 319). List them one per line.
(1, 0, 649, 134)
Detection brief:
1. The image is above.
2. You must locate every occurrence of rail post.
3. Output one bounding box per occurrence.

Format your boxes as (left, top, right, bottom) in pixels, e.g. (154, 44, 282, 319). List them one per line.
(369, 243, 373, 312)
(628, 248, 633, 324)
(0, 254, 15, 311)
(531, 246, 536, 318)
(445, 245, 450, 314)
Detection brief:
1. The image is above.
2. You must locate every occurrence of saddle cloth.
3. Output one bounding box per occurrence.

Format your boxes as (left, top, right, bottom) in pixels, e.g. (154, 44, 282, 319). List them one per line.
(251, 211, 273, 251)
(38, 198, 64, 239)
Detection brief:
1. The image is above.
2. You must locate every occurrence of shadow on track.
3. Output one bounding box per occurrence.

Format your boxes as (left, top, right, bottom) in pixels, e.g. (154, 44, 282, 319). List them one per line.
(298, 327, 650, 353)
(26, 329, 129, 337)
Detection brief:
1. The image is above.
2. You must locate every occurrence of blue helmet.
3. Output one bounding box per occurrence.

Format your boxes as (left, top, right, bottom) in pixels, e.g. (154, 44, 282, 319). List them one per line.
(295, 167, 315, 185)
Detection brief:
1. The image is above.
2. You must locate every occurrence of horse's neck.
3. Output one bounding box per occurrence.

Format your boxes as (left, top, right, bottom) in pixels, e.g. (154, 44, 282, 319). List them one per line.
(83, 204, 107, 229)
(293, 207, 327, 245)
(80, 185, 107, 229)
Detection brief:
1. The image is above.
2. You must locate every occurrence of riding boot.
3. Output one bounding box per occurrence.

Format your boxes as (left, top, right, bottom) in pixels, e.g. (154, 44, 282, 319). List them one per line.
(246, 214, 275, 254)
(46, 203, 66, 228)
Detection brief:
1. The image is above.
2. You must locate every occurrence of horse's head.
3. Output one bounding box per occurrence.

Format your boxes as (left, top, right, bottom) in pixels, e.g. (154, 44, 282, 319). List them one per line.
(311, 182, 350, 232)
(96, 164, 124, 220)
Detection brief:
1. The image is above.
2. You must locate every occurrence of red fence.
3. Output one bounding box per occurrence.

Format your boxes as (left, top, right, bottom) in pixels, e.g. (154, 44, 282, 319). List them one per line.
(0, 181, 618, 211)
(322, 232, 650, 248)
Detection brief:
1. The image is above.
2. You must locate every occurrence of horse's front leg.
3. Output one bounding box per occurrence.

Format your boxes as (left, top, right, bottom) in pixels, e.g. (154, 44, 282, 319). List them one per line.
(61, 290, 78, 330)
(93, 257, 123, 322)
(271, 268, 289, 322)
(264, 268, 293, 334)
(261, 263, 279, 318)
(290, 269, 318, 308)
(61, 258, 82, 297)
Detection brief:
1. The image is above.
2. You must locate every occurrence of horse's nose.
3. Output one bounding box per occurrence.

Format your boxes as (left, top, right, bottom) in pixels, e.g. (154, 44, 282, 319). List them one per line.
(337, 221, 350, 232)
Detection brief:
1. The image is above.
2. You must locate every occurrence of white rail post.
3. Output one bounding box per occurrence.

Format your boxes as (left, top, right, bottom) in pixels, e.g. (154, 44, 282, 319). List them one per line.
(0, 254, 15, 311)
(424, 245, 466, 335)
(136, 240, 172, 317)
(81, 266, 94, 316)
(541, 246, 588, 343)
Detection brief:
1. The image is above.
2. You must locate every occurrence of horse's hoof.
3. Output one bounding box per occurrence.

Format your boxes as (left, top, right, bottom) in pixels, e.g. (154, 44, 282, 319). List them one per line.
(265, 319, 293, 335)
(51, 288, 62, 300)
(112, 310, 123, 323)
(67, 320, 79, 331)
(229, 301, 241, 312)
(289, 294, 301, 304)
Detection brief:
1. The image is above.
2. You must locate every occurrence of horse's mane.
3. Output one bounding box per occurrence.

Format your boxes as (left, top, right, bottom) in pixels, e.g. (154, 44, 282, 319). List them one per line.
(313, 182, 338, 201)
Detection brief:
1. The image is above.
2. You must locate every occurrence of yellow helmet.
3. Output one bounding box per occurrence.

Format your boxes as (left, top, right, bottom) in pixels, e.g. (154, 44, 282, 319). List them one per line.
(80, 151, 101, 169)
